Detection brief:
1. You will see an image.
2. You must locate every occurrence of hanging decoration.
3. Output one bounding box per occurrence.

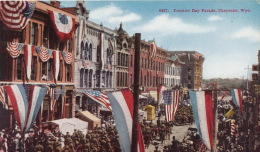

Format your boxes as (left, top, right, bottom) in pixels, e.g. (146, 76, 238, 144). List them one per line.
(53, 51, 60, 81)
(24, 45, 34, 80)
(4, 84, 46, 132)
(82, 60, 88, 69)
(0, 1, 35, 31)
(35, 47, 53, 62)
(6, 42, 24, 58)
(48, 10, 75, 42)
(61, 51, 73, 64)
(150, 41, 157, 58)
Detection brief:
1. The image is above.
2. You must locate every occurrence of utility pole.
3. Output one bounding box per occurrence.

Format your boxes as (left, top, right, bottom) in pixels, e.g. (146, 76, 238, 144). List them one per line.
(245, 65, 251, 90)
(131, 33, 141, 152)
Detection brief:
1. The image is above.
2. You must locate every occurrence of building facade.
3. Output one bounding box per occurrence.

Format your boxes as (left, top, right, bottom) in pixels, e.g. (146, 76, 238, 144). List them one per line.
(0, 1, 77, 128)
(169, 51, 205, 90)
(164, 56, 182, 88)
(73, 0, 116, 116)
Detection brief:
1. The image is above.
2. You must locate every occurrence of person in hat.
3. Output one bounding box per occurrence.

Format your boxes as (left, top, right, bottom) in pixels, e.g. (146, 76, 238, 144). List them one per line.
(154, 145, 161, 152)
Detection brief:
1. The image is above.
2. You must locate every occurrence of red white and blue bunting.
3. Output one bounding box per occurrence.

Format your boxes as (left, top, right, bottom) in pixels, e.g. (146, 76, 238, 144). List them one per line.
(24, 45, 34, 80)
(6, 42, 24, 58)
(48, 10, 75, 42)
(61, 51, 73, 64)
(35, 47, 53, 62)
(0, 1, 35, 31)
(53, 51, 60, 81)
(4, 84, 47, 132)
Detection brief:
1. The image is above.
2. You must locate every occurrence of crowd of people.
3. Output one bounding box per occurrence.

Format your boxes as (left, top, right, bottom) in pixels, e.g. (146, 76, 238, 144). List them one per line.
(174, 105, 194, 125)
(0, 123, 121, 152)
(216, 99, 259, 152)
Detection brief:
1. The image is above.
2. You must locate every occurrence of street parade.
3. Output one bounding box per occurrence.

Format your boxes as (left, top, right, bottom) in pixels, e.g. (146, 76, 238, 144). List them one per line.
(0, 0, 260, 152)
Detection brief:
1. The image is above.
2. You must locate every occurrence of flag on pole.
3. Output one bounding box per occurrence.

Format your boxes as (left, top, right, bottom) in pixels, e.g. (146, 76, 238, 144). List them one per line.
(225, 109, 235, 118)
(82, 90, 111, 111)
(189, 90, 214, 150)
(24, 85, 47, 132)
(0, 1, 35, 31)
(24, 45, 34, 80)
(163, 90, 180, 121)
(231, 89, 243, 112)
(158, 85, 166, 105)
(150, 41, 157, 58)
(4, 85, 28, 131)
(107, 89, 145, 152)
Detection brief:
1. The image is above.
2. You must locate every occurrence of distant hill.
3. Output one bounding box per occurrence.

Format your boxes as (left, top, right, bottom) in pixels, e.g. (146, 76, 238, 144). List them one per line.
(202, 78, 247, 90)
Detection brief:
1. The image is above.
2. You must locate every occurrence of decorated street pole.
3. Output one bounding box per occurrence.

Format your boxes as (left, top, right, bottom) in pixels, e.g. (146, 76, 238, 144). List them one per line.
(131, 33, 141, 152)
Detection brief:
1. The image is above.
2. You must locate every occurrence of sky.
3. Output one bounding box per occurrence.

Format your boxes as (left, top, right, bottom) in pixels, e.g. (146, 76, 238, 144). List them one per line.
(60, 0, 260, 79)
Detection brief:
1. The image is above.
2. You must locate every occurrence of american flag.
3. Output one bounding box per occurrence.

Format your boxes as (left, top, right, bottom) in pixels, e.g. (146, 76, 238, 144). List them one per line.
(83, 90, 111, 111)
(35, 47, 53, 62)
(48, 87, 55, 111)
(6, 42, 24, 58)
(198, 140, 208, 152)
(163, 90, 180, 122)
(0, 1, 35, 31)
(0, 86, 8, 109)
(61, 51, 73, 64)
(150, 41, 157, 58)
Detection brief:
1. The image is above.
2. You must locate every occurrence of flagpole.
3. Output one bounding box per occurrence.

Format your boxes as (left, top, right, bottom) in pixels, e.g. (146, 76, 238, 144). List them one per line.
(131, 33, 141, 152)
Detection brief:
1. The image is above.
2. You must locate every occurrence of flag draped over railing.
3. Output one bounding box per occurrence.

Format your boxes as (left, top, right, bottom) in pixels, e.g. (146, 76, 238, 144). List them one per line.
(0, 1, 35, 31)
(163, 90, 180, 122)
(4, 84, 46, 132)
(107, 89, 145, 152)
(61, 51, 73, 64)
(35, 47, 53, 62)
(6, 42, 24, 58)
(189, 90, 214, 151)
(231, 89, 243, 112)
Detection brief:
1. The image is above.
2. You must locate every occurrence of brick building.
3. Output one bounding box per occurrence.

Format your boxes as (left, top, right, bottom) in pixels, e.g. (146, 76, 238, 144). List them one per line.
(169, 51, 205, 90)
(0, 1, 77, 128)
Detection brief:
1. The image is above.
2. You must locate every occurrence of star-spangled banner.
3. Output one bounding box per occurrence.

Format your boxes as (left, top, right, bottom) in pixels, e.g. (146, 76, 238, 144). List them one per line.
(61, 51, 73, 64)
(35, 47, 53, 62)
(6, 42, 24, 58)
(0, 1, 35, 31)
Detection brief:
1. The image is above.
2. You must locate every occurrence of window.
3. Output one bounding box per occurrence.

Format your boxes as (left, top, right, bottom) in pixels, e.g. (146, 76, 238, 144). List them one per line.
(96, 70, 100, 87)
(80, 41, 84, 59)
(85, 42, 88, 60)
(31, 56, 37, 80)
(41, 62, 47, 81)
(47, 59, 53, 81)
(89, 70, 92, 87)
(0, 53, 6, 80)
(130, 74, 132, 86)
(97, 45, 100, 62)
(30, 23, 38, 45)
(130, 55, 133, 67)
(84, 69, 88, 87)
(117, 53, 120, 66)
(66, 64, 72, 82)
(80, 69, 84, 87)
(89, 44, 92, 61)
(102, 71, 106, 87)
(17, 55, 23, 80)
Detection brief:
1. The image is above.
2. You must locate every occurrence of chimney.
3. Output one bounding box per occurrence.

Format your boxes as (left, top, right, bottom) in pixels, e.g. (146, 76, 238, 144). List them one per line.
(50, 0, 60, 8)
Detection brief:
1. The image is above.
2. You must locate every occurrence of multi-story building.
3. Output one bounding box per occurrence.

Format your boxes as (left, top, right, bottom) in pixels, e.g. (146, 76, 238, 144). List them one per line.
(164, 55, 183, 88)
(73, 1, 116, 116)
(169, 51, 205, 90)
(0, 1, 77, 127)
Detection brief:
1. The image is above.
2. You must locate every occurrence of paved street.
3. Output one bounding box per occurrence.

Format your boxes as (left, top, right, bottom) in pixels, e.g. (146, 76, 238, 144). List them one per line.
(146, 122, 196, 152)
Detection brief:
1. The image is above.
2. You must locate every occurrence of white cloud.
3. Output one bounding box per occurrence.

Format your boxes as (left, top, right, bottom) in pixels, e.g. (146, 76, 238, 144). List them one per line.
(135, 14, 216, 36)
(208, 15, 223, 21)
(90, 4, 141, 25)
(232, 27, 260, 42)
